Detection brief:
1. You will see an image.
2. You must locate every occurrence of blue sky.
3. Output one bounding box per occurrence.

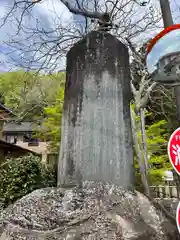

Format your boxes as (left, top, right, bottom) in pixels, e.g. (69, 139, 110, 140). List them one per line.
(0, 0, 78, 72)
(0, 0, 179, 73)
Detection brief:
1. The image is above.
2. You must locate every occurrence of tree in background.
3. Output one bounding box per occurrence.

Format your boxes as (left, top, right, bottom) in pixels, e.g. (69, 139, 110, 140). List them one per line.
(0, 71, 65, 123)
(148, 86, 177, 133)
(129, 38, 177, 133)
(129, 38, 174, 195)
(0, 70, 65, 152)
(133, 107, 171, 186)
(0, 0, 162, 72)
(39, 85, 64, 152)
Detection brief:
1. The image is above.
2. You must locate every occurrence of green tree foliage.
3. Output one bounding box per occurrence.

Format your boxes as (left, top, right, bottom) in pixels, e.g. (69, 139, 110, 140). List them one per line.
(0, 70, 65, 152)
(130, 41, 177, 187)
(0, 155, 56, 208)
(0, 71, 65, 122)
(134, 106, 171, 186)
(39, 86, 64, 152)
(146, 118, 171, 184)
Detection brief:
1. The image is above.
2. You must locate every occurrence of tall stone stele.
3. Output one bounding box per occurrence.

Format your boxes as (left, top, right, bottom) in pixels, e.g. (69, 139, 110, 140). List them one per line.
(58, 31, 134, 188)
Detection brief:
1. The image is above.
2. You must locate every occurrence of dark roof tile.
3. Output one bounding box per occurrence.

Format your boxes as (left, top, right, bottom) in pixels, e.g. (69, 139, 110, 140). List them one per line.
(3, 122, 42, 132)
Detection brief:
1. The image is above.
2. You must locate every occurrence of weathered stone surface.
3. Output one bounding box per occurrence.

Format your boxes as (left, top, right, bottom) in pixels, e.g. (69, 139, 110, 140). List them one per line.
(0, 182, 178, 239)
(158, 198, 179, 217)
(58, 31, 134, 188)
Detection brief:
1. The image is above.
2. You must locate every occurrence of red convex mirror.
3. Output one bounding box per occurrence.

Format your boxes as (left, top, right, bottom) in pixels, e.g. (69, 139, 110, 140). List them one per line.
(146, 24, 180, 86)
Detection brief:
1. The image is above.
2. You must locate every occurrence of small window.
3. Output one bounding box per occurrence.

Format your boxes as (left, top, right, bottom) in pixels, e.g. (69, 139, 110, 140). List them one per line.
(5, 135, 17, 144)
(5, 135, 11, 143)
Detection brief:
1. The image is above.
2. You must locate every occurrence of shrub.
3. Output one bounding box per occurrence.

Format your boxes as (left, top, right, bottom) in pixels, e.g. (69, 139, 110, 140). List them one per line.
(0, 154, 57, 208)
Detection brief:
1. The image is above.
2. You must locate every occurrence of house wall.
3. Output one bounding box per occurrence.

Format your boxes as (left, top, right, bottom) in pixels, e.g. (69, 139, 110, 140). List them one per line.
(3, 135, 23, 143)
(2, 135, 49, 162)
(16, 141, 49, 154)
(16, 141, 49, 162)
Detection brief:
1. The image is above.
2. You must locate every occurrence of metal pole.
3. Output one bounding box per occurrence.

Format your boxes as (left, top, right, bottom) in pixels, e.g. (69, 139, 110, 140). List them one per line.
(159, 0, 180, 123)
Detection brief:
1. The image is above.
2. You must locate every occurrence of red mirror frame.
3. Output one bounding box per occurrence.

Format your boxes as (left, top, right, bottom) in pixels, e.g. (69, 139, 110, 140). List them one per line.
(146, 24, 180, 58)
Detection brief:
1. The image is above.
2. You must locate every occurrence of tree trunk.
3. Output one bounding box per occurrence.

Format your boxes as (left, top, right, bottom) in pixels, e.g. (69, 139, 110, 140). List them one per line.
(140, 108, 148, 172)
(130, 107, 150, 196)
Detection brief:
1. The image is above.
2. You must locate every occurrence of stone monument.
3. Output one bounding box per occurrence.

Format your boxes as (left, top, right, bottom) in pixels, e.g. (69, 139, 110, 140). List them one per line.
(58, 31, 134, 188)
(0, 31, 177, 240)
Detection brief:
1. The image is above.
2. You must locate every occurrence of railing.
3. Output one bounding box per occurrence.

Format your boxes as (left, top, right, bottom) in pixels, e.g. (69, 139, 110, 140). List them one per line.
(150, 185, 180, 199)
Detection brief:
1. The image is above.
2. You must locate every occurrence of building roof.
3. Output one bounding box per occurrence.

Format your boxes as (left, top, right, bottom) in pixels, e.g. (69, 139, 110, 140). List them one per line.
(0, 103, 14, 116)
(159, 51, 180, 63)
(3, 122, 42, 133)
(164, 55, 180, 72)
(0, 139, 40, 156)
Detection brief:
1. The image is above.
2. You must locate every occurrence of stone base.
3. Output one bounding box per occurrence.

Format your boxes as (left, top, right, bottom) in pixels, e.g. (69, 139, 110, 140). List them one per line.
(0, 181, 179, 239)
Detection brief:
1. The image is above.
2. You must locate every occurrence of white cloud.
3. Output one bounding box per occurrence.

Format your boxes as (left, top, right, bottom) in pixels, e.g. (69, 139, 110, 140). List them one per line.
(33, 0, 73, 26)
(0, 0, 74, 72)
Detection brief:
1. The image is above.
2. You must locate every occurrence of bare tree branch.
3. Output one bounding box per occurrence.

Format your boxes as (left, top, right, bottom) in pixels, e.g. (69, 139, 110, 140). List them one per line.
(33, 0, 106, 19)
(0, 0, 161, 72)
(140, 82, 157, 110)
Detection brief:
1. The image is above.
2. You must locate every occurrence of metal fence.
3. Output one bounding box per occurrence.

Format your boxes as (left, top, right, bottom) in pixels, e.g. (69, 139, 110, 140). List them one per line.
(150, 185, 180, 198)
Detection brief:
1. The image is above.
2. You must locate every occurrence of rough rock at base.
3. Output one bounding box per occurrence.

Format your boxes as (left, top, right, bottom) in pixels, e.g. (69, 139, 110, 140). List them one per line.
(157, 198, 178, 218)
(0, 181, 179, 239)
